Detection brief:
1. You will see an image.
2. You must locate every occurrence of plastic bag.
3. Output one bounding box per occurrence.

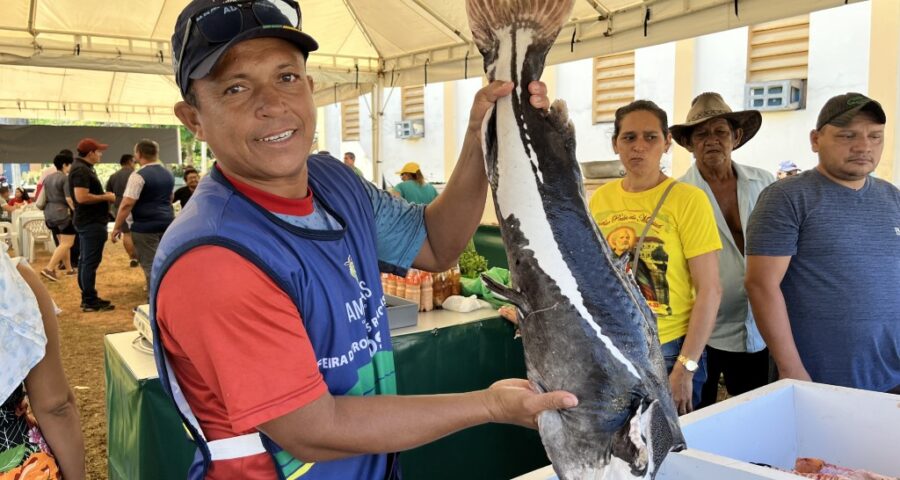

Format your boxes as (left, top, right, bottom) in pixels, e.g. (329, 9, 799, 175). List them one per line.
(441, 295, 492, 313)
(460, 267, 511, 309)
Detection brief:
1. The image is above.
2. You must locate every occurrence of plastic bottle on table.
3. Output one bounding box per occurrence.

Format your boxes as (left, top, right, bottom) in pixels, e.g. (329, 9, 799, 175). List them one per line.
(406, 276, 421, 307)
(386, 274, 396, 297)
(451, 266, 462, 296)
(421, 273, 434, 312)
(395, 275, 406, 299)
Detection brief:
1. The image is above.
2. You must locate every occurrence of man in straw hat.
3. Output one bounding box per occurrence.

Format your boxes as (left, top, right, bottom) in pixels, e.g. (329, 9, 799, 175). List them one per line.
(746, 92, 900, 394)
(675, 92, 775, 407)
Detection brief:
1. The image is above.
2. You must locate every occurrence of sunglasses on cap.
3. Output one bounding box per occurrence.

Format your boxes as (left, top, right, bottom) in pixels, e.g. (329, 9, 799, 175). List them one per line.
(175, 0, 302, 88)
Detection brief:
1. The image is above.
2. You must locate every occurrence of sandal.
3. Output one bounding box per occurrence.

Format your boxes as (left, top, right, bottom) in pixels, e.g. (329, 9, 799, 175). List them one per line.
(41, 268, 59, 282)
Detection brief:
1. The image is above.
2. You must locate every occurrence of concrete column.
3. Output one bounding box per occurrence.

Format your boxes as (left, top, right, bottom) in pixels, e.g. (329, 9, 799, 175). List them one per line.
(315, 106, 327, 154)
(443, 81, 458, 181)
(200, 141, 208, 174)
(671, 38, 696, 177)
(868, 0, 899, 183)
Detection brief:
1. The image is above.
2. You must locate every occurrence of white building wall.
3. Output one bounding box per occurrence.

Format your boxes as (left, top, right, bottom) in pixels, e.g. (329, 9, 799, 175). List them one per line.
(378, 84, 446, 185)
(453, 77, 485, 164)
(692, 2, 871, 175)
(326, 2, 877, 187)
(322, 102, 342, 158)
(634, 43, 677, 173)
(545, 43, 678, 170)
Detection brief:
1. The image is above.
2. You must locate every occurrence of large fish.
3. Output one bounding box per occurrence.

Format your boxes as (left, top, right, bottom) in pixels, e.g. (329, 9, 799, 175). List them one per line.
(466, 1, 685, 478)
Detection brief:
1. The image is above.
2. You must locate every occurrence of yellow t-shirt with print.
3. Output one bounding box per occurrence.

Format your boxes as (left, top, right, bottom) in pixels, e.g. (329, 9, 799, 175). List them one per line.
(588, 177, 721, 344)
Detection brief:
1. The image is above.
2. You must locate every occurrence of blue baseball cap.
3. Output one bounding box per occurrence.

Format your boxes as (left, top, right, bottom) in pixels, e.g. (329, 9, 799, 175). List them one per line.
(172, 0, 319, 98)
(778, 161, 800, 173)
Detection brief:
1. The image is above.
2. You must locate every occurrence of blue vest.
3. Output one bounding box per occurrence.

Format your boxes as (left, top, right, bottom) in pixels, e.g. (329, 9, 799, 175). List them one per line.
(150, 156, 399, 480)
(132, 164, 175, 234)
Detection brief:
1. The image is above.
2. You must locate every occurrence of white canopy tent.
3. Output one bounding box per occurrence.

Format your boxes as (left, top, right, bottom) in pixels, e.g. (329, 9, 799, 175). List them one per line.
(0, 0, 864, 126)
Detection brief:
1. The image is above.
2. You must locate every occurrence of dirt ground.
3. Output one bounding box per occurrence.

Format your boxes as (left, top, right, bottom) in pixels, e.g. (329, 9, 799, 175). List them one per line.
(34, 242, 147, 480)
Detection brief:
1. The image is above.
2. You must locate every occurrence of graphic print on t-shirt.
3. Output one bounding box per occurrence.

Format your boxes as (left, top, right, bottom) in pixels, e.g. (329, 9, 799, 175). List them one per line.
(601, 211, 672, 316)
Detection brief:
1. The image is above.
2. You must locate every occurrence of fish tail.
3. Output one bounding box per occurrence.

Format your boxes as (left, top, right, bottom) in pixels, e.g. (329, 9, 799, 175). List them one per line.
(467, 0, 574, 55)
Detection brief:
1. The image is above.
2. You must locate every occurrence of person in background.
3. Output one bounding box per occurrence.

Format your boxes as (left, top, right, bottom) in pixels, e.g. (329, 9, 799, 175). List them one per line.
(69, 138, 116, 313)
(776, 161, 801, 179)
(56, 150, 79, 270)
(40, 154, 77, 282)
(105, 154, 139, 268)
(172, 168, 199, 210)
(391, 162, 439, 205)
(343, 152, 365, 177)
(589, 100, 722, 415)
(0, 186, 18, 221)
(1, 244, 86, 479)
(157, 0, 575, 477)
(112, 139, 175, 287)
(8, 187, 31, 206)
(746, 93, 900, 394)
(673, 92, 774, 407)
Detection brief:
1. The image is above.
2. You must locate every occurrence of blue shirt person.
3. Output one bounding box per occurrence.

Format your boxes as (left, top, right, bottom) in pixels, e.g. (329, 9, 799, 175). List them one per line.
(746, 93, 900, 393)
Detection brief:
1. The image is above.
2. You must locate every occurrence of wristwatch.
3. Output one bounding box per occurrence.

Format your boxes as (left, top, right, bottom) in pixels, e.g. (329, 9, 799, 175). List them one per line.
(677, 354, 699, 373)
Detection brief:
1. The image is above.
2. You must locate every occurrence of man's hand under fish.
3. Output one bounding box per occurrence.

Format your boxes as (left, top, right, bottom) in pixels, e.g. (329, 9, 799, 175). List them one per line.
(481, 379, 578, 430)
(468, 80, 551, 137)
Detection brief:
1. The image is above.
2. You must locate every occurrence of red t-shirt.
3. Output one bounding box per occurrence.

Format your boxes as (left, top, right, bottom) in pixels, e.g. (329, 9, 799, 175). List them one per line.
(157, 170, 326, 478)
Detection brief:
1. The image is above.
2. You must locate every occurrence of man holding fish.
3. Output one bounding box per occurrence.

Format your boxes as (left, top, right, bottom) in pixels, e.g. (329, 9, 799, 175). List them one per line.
(149, 0, 576, 479)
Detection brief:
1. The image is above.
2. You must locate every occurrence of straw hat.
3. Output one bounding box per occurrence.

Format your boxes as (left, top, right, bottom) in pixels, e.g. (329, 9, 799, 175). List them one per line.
(670, 92, 762, 150)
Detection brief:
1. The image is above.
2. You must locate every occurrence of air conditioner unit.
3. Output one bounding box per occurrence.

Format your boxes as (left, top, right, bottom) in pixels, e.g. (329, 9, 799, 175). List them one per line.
(745, 79, 806, 112)
(395, 119, 425, 139)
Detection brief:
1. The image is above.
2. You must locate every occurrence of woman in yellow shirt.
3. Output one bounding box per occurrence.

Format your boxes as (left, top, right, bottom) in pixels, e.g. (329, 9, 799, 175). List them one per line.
(589, 100, 722, 415)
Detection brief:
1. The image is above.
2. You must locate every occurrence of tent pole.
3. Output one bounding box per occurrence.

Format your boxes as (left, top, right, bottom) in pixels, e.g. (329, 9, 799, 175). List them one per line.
(200, 141, 208, 173)
(372, 79, 383, 184)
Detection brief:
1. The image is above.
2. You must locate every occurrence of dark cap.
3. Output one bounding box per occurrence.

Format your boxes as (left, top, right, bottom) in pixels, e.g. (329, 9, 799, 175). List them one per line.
(76, 138, 109, 155)
(172, 0, 319, 98)
(816, 92, 886, 130)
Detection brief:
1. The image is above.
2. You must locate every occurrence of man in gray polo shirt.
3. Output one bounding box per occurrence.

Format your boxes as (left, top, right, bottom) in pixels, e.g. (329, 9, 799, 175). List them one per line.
(746, 93, 900, 393)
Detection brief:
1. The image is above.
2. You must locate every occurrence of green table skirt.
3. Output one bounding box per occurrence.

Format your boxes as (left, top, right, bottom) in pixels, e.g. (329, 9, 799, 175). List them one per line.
(105, 317, 548, 479)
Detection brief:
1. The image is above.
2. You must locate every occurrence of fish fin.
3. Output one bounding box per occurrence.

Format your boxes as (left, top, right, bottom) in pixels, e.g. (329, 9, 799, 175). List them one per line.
(546, 99, 575, 137)
(467, 0, 575, 54)
(480, 273, 532, 317)
(610, 397, 662, 477)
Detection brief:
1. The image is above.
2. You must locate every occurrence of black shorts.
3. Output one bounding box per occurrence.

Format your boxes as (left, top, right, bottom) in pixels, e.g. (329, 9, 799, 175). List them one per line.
(47, 220, 76, 236)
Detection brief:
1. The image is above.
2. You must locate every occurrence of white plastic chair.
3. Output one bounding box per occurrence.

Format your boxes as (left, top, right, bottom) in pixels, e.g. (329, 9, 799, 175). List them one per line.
(0, 221, 14, 255)
(21, 218, 55, 263)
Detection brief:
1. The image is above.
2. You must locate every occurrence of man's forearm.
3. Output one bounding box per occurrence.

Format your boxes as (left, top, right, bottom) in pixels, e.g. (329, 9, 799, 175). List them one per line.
(75, 192, 109, 205)
(113, 201, 135, 232)
(277, 391, 493, 462)
(420, 129, 488, 267)
(746, 282, 806, 377)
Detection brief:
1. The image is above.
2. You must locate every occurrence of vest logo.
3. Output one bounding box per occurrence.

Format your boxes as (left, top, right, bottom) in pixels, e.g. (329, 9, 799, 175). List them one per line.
(895, 227, 900, 236)
(345, 255, 358, 281)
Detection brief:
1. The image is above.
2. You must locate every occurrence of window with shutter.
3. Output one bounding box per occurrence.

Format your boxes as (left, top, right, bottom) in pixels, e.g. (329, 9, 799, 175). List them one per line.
(402, 85, 425, 120)
(341, 100, 360, 141)
(748, 15, 810, 82)
(593, 51, 635, 124)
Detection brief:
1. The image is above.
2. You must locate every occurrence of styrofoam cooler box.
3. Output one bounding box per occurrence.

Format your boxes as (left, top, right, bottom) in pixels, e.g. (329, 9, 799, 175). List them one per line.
(515, 380, 900, 480)
(385, 294, 418, 330)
